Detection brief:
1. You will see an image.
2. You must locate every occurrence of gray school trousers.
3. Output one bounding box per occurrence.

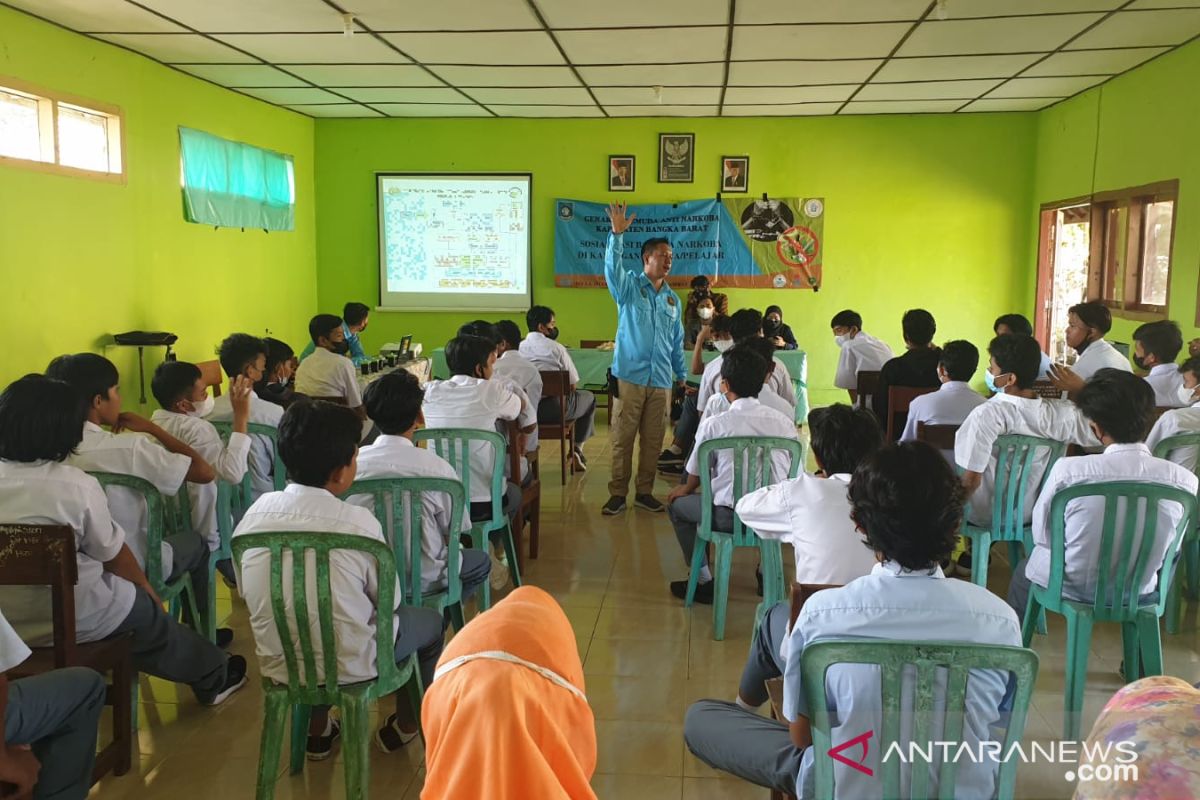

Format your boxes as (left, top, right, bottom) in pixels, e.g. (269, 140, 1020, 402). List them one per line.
(165, 529, 210, 625)
(668, 494, 735, 571)
(537, 390, 596, 447)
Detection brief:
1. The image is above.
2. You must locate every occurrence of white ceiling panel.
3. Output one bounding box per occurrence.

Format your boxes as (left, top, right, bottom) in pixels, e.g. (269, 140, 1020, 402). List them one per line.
(722, 85, 856, 104)
(491, 106, 605, 117)
(465, 87, 597, 105)
(355, 0, 540, 31)
(285, 104, 383, 117)
(95, 32, 254, 63)
(1024, 47, 1169, 76)
(215, 33, 409, 64)
(727, 60, 882, 86)
(336, 87, 470, 104)
(737, 0, 929, 24)
(943, 0, 1124, 17)
(960, 97, 1058, 112)
(604, 105, 720, 116)
(537, 0, 729, 28)
(592, 87, 723, 105)
(558, 27, 728, 65)
(381, 31, 564, 65)
(577, 63, 727, 85)
(1066, 9, 1200, 49)
(141, 0, 349, 33)
(429, 65, 582, 87)
(988, 75, 1107, 97)
(3, 0, 185, 32)
(876, 53, 1043, 81)
(285, 64, 445, 87)
(732, 23, 910, 60)
(722, 103, 845, 116)
(239, 87, 348, 104)
(843, 99, 966, 114)
(857, 79, 1001, 100)
(373, 103, 491, 116)
(172, 64, 309, 87)
(899, 14, 1104, 56)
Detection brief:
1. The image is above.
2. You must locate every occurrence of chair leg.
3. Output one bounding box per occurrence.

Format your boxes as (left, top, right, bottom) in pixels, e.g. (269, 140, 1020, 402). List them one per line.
(449, 602, 466, 632)
(512, 506, 527, 576)
(340, 696, 370, 800)
(684, 538, 706, 608)
(1021, 594, 1042, 647)
(112, 648, 133, 777)
(1185, 537, 1200, 600)
(713, 541, 734, 641)
(256, 693, 289, 800)
(1137, 610, 1165, 676)
(560, 428, 568, 484)
(503, 522, 523, 588)
(529, 496, 540, 560)
(972, 533, 991, 587)
(289, 704, 311, 775)
(1166, 567, 1183, 635)
(471, 528, 491, 611)
(1120, 621, 1141, 683)
(1063, 611, 1094, 741)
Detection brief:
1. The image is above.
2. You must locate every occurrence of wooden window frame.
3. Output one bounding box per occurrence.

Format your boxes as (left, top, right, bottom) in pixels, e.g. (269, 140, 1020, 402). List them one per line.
(1085, 179, 1178, 321)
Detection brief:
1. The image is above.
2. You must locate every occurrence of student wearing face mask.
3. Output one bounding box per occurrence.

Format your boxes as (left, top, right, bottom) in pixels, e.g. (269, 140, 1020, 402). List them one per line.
(686, 296, 717, 349)
(294, 314, 367, 421)
(763, 305, 797, 350)
(1063, 301, 1132, 380)
(255, 337, 302, 408)
(207, 333, 284, 503)
(298, 302, 370, 366)
(685, 275, 729, 328)
(519, 306, 596, 472)
(1132, 320, 1186, 407)
(830, 309, 894, 406)
(1146, 355, 1200, 473)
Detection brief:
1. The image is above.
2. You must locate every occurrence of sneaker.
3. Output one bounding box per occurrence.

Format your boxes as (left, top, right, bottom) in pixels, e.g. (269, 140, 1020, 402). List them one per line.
(215, 628, 234, 649)
(375, 713, 420, 753)
(657, 462, 684, 476)
(206, 655, 248, 706)
(634, 494, 666, 513)
(489, 552, 510, 591)
(658, 448, 684, 464)
(670, 579, 714, 604)
(571, 452, 588, 473)
(573, 446, 589, 467)
(955, 553, 973, 578)
(307, 718, 342, 761)
(601, 496, 627, 515)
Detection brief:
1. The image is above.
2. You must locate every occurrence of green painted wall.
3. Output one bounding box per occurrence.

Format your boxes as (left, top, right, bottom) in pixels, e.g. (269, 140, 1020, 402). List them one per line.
(1032, 39, 1200, 350)
(0, 7, 316, 409)
(315, 114, 1037, 406)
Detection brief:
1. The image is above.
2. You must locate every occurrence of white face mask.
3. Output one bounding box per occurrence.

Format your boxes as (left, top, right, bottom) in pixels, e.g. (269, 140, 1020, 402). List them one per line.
(698, 307, 714, 320)
(834, 334, 848, 348)
(1177, 384, 1198, 406)
(713, 338, 734, 353)
(188, 394, 215, 419)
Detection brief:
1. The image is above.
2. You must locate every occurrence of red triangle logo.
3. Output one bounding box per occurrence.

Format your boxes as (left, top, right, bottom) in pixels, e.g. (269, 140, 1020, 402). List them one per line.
(827, 730, 875, 777)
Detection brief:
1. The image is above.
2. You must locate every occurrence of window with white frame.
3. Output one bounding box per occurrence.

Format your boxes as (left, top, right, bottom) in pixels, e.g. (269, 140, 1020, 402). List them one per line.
(0, 80, 123, 176)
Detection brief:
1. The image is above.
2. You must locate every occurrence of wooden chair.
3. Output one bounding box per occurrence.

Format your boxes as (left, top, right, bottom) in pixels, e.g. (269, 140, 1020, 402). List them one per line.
(538, 369, 577, 484)
(578, 340, 612, 425)
(1031, 380, 1066, 400)
(507, 420, 542, 570)
(915, 422, 960, 451)
(854, 370, 880, 411)
(196, 359, 223, 397)
(0, 524, 133, 784)
(885, 385, 937, 441)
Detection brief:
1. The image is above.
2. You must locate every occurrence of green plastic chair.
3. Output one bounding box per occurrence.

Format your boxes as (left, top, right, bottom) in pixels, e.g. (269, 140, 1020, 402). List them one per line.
(230, 532, 423, 800)
(801, 639, 1039, 800)
(342, 476, 469, 631)
(413, 428, 522, 610)
(684, 435, 805, 641)
(963, 434, 1067, 588)
(210, 421, 286, 517)
(1021, 480, 1196, 740)
(1151, 432, 1200, 634)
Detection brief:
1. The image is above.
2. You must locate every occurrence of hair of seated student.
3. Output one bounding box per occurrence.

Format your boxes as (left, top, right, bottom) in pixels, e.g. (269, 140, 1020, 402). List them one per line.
(458, 320, 500, 347)
(1133, 319, 1183, 363)
(308, 314, 343, 347)
(218, 333, 268, 378)
(719, 346, 768, 399)
(641, 237, 670, 260)
(1075, 368, 1154, 444)
(830, 309, 863, 330)
(525, 305, 554, 333)
(264, 337, 295, 377)
(849, 441, 964, 571)
(710, 314, 733, 336)
(151, 361, 202, 410)
(809, 404, 883, 476)
(728, 308, 764, 343)
(988, 334, 1041, 389)
(277, 399, 361, 487)
(0, 375, 88, 463)
(494, 320, 523, 352)
(363, 371, 422, 436)
(902, 308, 936, 347)
(45, 352, 119, 406)
(993, 313, 1034, 337)
(1069, 300, 1113, 334)
(738, 337, 777, 373)
(690, 274, 710, 291)
(343, 302, 370, 328)
(445, 335, 495, 378)
(1179, 355, 1200, 380)
(939, 340, 979, 382)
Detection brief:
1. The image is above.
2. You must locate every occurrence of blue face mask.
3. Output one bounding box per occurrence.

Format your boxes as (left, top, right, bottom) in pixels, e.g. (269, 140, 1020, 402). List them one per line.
(985, 370, 1009, 394)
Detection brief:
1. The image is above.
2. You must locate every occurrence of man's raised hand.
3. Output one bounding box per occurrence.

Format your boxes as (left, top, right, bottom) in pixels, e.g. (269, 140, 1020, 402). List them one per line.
(606, 202, 636, 235)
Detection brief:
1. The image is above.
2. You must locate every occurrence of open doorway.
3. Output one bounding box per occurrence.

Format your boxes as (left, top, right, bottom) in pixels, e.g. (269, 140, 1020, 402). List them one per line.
(1034, 202, 1091, 364)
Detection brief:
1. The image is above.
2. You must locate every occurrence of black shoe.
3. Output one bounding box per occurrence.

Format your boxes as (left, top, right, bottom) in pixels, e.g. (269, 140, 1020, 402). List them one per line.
(670, 579, 714, 604)
(375, 713, 419, 753)
(207, 655, 248, 706)
(634, 494, 666, 512)
(657, 462, 684, 476)
(573, 446, 589, 467)
(602, 496, 627, 515)
(658, 448, 684, 464)
(756, 569, 763, 598)
(215, 628, 234, 649)
(307, 718, 342, 761)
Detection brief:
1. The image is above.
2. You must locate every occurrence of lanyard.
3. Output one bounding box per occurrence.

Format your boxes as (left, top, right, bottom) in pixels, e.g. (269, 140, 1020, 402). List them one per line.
(434, 649, 587, 702)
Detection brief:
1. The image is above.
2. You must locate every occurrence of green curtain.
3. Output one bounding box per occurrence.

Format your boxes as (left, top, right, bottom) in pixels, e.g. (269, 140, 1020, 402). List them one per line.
(179, 127, 294, 231)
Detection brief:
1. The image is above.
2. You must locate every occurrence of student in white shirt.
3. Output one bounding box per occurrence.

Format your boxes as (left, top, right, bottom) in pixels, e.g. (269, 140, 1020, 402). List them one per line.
(1065, 301, 1132, 380)
(255, 336, 300, 409)
(0, 375, 245, 706)
(206, 333, 284, 502)
(993, 314, 1053, 379)
(701, 337, 795, 422)
(899, 339, 987, 454)
(294, 314, 365, 420)
(520, 306, 596, 471)
(665, 347, 799, 603)
(695, 310, 796, 412)
(1133, 319, 1185, 407)
(830, 308, 894, 405)
(1008, 369, 1199, 617)
(686, 441, 1021, 798)
(1146, 355, 1200, 471)
(45, 353, 220, 633)
(352, 370, 491, 603)
(491, 319, 543, 451)
(234, 400, 445, 759)
(459, 321, 539, 470)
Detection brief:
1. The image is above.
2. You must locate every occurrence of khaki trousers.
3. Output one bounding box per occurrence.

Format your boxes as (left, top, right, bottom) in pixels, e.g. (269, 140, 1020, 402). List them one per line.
(608, 379, 671, 497)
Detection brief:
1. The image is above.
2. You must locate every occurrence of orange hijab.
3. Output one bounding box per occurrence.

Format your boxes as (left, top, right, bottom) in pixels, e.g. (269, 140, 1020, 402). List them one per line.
(421, 586, 597, 800)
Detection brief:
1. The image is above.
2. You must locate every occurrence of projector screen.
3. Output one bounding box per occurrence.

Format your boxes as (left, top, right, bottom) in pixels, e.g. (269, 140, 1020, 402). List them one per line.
(376, 173, 532, 312)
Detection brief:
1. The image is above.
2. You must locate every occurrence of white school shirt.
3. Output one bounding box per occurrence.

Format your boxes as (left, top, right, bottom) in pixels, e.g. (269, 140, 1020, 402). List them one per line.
(206, 391, 283, 501)
(519, 331, 580, 384)
(735, 473, 876, 586)
(65, 422, 191, 572)
(696, 353, 796, 410)
(493, 350, 544, 452)
(899, 381, 987, 443)
(1144, 363, 1185, 408)
(294, 346, 364, 408)
(685, 397, 800, 508)
(955, 393, 1098, 527)
(493, 376, 538, 455)
(0, 460, 135, 645)
(422, 376, 523, 502)
(1145, 400, 1200, 472)
(1025, 443, 1198, 601)
(1071, 338, 1132, 380)
(150, 409, 251, 552)
(702, 384, 794, 422)
(234, 485, 402, 686)
(783, 562, 1021, 800)
(0, 608, 31, 672)
(350, 435, 472, 592)
(833, 331, 894, 391)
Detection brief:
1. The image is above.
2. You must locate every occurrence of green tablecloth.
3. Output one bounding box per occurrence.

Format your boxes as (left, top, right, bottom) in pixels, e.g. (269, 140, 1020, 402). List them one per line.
(431, 347, 809, 424)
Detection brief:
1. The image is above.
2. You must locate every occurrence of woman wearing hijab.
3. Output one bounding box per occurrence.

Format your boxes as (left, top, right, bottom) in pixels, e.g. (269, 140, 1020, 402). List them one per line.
(764, 305, 798, 350)
(422, 586, 597, 800)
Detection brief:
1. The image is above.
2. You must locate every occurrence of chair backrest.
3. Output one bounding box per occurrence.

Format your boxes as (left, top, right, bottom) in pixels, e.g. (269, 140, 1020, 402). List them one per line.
(1044, 481, 1197, 619)
(341, 476, 466, 604)
(0, 525, 77, 666)
(1030, 381, 1066, 400)
(802, 639, 1039, 800)
(414, 428, 507, 530)
(88, 472, 173, 593)
(697, 435, 805, 546)
(505, 419, 538, 484)
(1151, 431, 1200, 476)
(916, 423, 960, 452)
(539, 369, 571, 425)
(196, 360, 224, 397)
(886, 385, 937, 441)
(230, 531, 401, 700)
(789, 581, 842, 629)
(855, 371, 880, 409)
(986, 434, 1068, 540)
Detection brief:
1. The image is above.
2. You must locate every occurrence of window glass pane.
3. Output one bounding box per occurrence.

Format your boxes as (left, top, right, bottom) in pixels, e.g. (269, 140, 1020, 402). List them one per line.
(57, 103, 110, 172)
(0, 90, 42, 161)
(1140, 200, 1173, 307)
(1101, 205, 1126, 303)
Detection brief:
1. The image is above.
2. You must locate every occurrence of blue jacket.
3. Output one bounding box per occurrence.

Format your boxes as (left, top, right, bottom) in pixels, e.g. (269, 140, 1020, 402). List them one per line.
(604, 233, 686, 389)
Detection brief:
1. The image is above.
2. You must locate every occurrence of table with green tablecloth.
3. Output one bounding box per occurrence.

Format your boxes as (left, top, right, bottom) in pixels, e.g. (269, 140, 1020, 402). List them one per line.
(430, 347, 808, 424)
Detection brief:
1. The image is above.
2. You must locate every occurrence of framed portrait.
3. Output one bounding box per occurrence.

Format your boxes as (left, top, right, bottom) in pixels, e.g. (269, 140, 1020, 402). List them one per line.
(658, 133, 694, 183)
(721, 156, 749, 193)
(609, 155, 635, 192)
